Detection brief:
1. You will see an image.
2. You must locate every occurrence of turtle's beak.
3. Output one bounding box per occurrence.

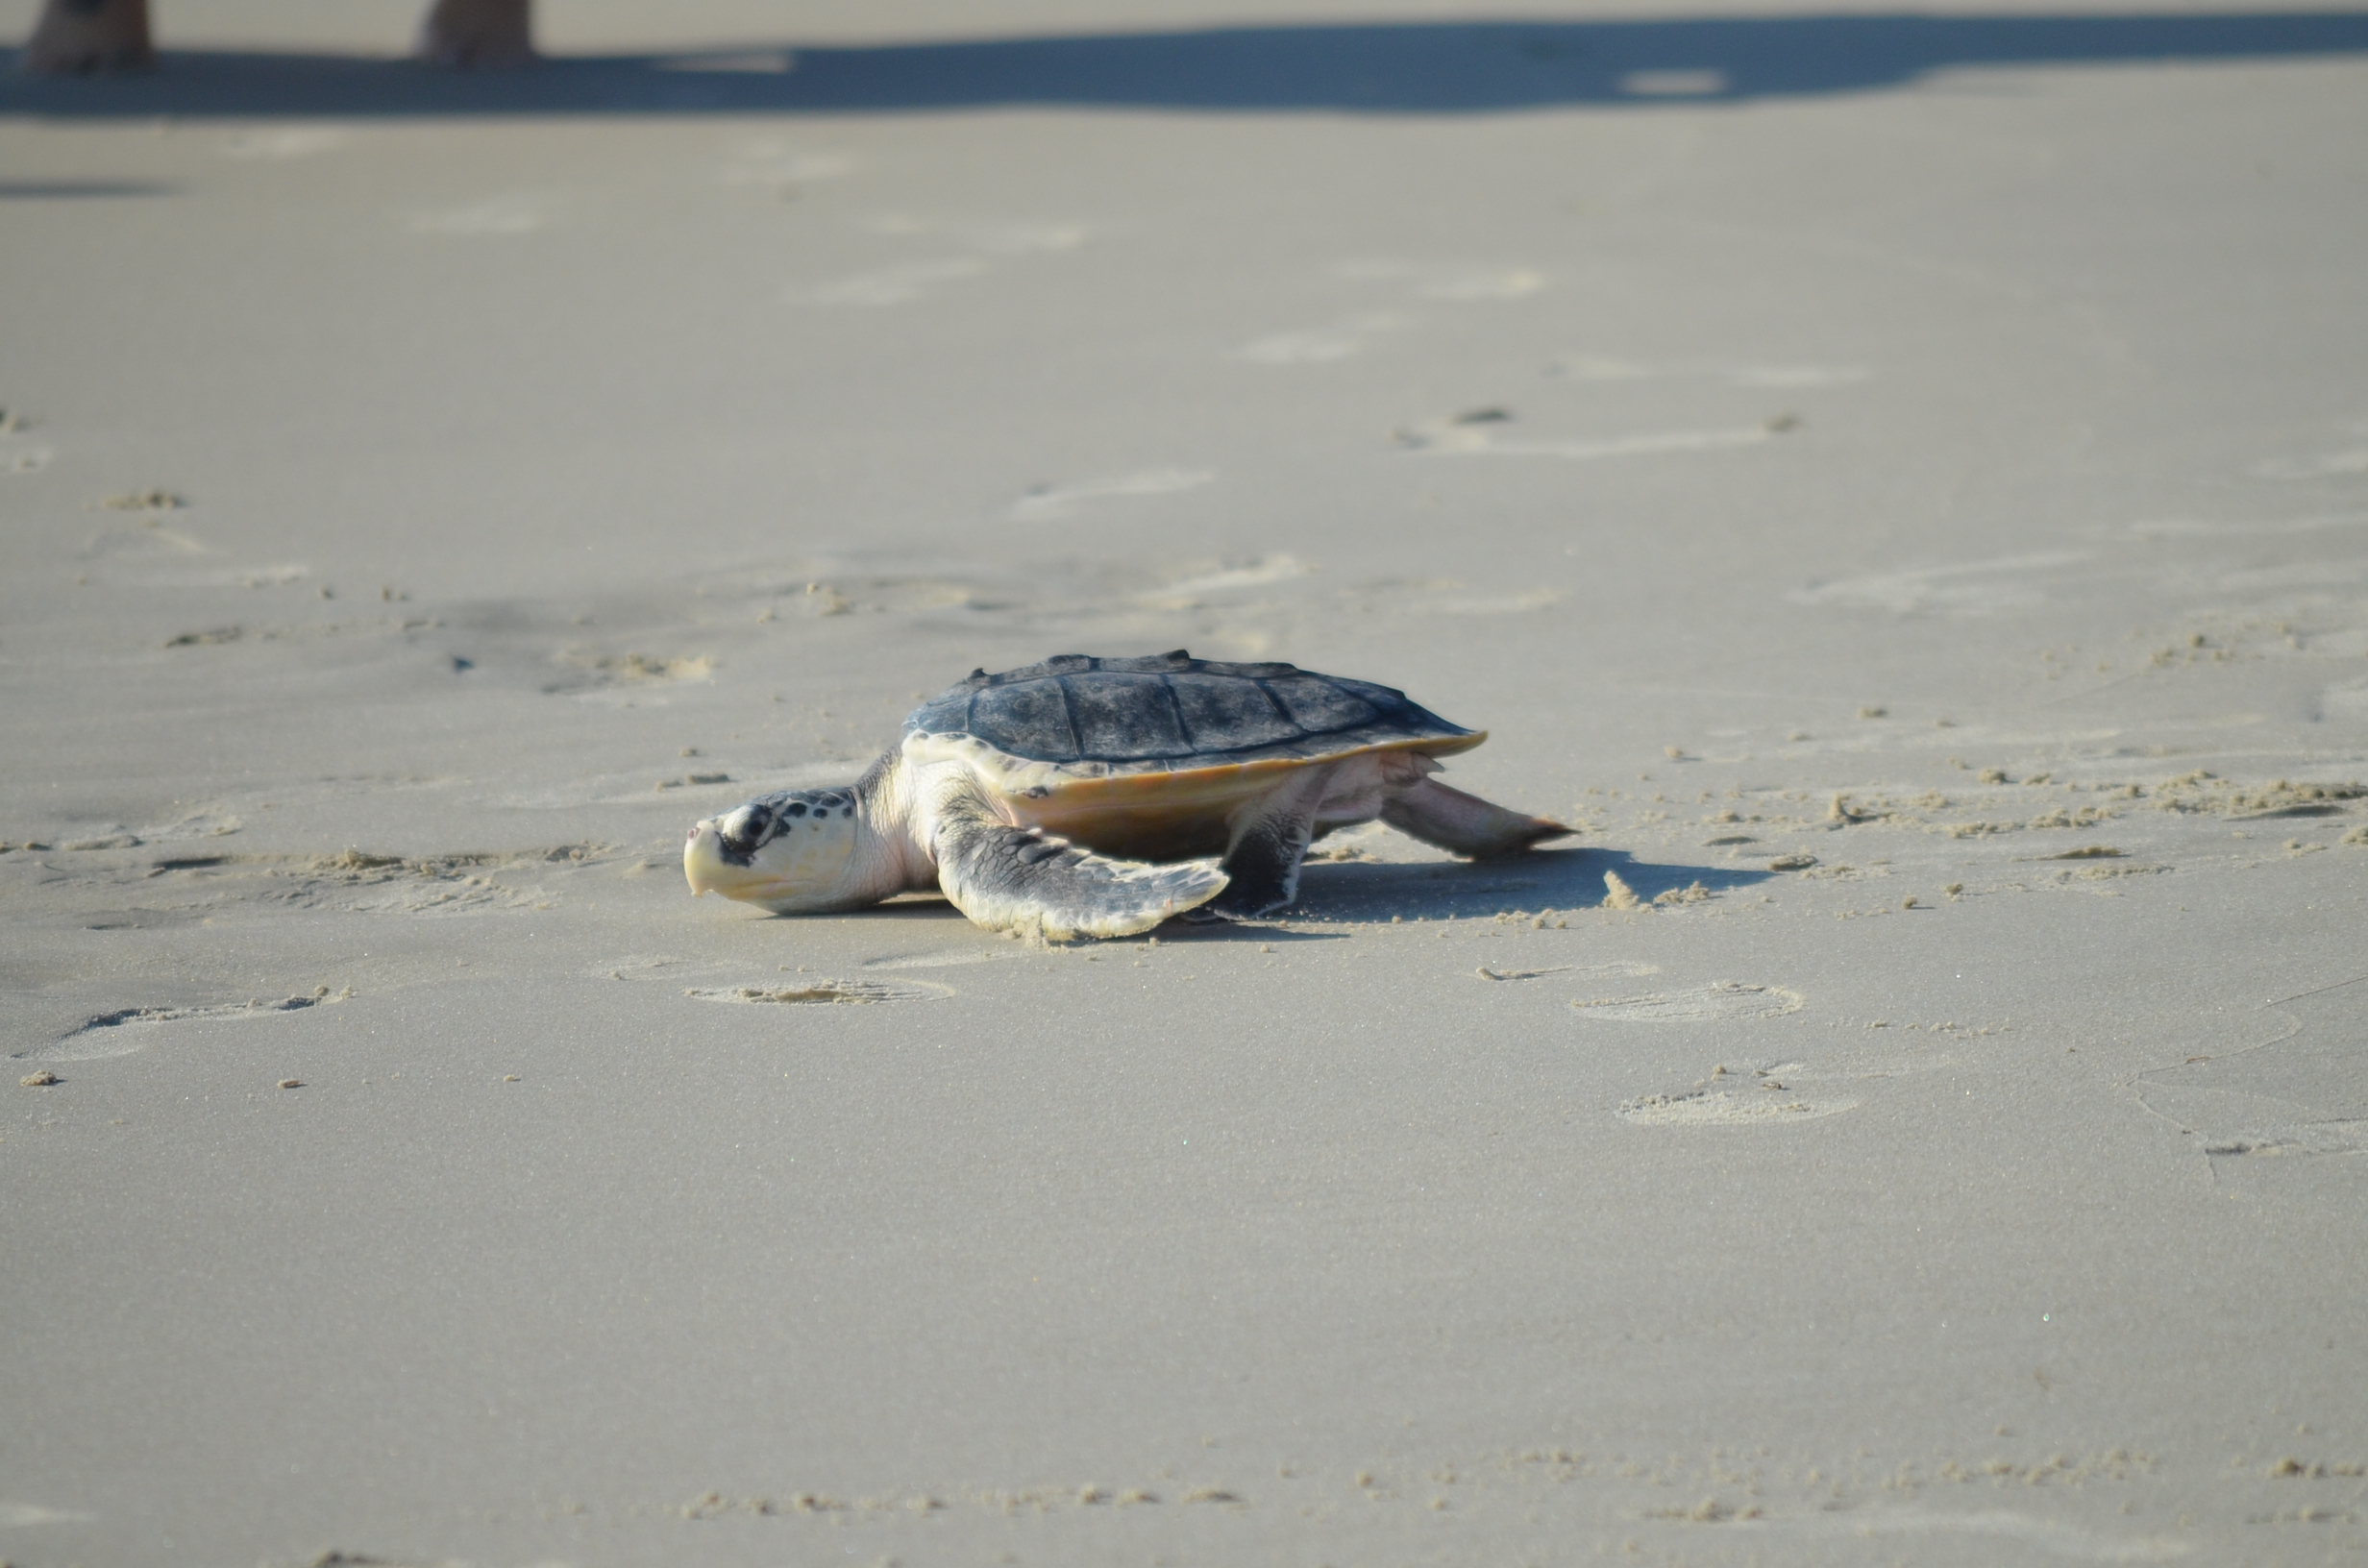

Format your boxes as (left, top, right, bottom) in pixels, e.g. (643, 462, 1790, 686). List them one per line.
(683, 818, 742, 899)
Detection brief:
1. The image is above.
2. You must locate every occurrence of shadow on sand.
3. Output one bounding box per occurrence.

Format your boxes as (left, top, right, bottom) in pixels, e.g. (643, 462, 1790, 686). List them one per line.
(5, 12, 2366, 121)
(772, 845, 1764, 942)
(1283, 845, 1770, 927)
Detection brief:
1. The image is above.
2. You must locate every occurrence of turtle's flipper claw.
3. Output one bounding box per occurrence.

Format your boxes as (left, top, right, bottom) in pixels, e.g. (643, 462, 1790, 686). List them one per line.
(1179, 906, 1232, 925)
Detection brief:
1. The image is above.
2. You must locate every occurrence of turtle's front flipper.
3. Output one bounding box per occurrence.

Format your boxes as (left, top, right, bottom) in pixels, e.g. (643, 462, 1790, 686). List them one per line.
(932, 787, 1225, 941)
(1382, 777, 1572, 859)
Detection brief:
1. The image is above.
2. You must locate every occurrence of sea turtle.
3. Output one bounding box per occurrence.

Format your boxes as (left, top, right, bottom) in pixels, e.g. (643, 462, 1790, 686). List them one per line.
(683, 650, 1570, 940)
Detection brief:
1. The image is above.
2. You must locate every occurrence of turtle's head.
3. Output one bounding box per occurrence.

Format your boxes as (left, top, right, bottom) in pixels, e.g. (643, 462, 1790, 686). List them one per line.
(684, 787, 868, 912)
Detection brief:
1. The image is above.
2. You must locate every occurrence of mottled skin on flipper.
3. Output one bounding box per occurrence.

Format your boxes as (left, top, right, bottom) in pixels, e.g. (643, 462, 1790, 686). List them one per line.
(928, 778, 1227, 941)
(685, 650, 1568, 938)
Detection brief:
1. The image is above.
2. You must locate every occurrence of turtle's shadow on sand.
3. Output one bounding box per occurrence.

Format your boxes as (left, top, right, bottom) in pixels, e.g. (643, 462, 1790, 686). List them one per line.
(828, 891, 1360, 944)
(780, 847, 1764, 939)
(1285, 846, 1769, 925)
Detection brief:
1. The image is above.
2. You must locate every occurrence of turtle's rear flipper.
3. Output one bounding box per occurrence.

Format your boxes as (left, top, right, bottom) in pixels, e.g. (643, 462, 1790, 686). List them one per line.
(1383, 778, 1572, 859)
(933, 791, 1225, 941)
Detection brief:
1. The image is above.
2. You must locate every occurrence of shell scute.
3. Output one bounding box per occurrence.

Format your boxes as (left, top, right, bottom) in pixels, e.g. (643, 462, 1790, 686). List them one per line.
(904, 651, 1480, 780)
(1060, 673, 1194, 761)
(1263, 673, 1381, 732)
(970, 678, 1080, 761)
(1171, 672, 1300, 750)
(908, 690, 975, 738)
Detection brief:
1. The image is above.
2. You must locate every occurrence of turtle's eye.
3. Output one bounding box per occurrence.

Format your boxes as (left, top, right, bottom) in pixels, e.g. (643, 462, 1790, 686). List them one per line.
(718, 804, 771, 858)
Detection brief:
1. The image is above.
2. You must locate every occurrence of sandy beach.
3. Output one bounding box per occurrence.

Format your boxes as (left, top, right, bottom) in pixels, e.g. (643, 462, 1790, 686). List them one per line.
(4, 2, 2366, 1562)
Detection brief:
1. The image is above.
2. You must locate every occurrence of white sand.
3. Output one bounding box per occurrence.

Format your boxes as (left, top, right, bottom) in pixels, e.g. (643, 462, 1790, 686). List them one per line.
(4, 2, 2366, 1562)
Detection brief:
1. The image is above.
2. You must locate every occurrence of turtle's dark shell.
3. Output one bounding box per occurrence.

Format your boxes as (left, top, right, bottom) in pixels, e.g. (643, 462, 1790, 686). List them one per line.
(904, 650, 1474, 770)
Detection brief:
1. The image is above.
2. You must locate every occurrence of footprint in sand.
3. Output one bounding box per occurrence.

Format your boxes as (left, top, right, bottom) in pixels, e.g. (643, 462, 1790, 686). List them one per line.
(1618, 1086, 1855, 1125)
(1616, 1049, 1953, 1125)
(1573, 982, 1804, 1022)
(1009, 468, 1211, 522)
(178, 563, 310, 589)
(1132, 555, 1313, 608)
(2251, 444, 2368, 481)
(863, 215, 1088, 256)
(409, 194, 554, 236)
(1334, 260, 1545, 300)
(1796, 1503, 2189, 1559)
(1238, 260, 1539, 364)
(685, 979, 950, 1005)
(1786, 551, 2092, 617)
(86, 511, 209, 560)
(2125, 510, 2368, 539)
(147, 846, 598, 917)
(34, 820, 213, 852)
(1477, 959, 1660, 983)
(793, 258, 986, 306)
(542, 649, 716, 696)
(592, 954, 694, 981)
(1404, 584, 1561, 616)
(1241, 260, 1553, 364)
(1552, 355, 1870, 389)
(2320, 680, 2368, 722)
(222, 127, 347, 159)
(2136, 992, 2368, 1160)
(1324, 573, 1559, 620)
(792, 217, 1085, 307)
(138, 808, 242, 842)
(717, 140, 850, 190)
(20, 988, 351, 1064)
(1237, 313, 1410, 364)
(862, 951, 1009, 971)
(1390, 410, 1784, 462)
